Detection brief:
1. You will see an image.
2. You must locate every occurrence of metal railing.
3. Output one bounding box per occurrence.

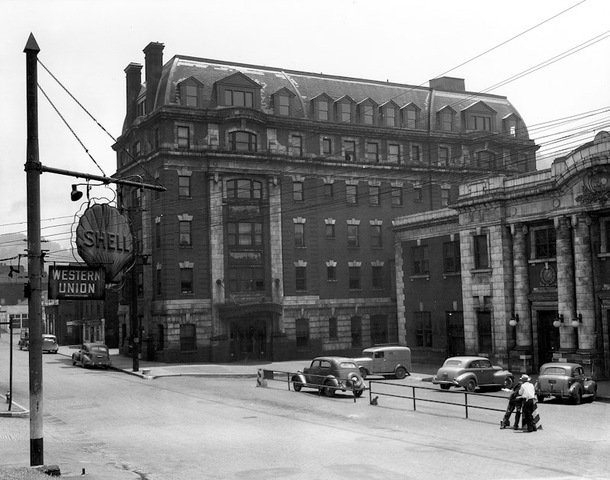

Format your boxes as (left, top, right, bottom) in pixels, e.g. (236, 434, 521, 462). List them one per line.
(368, 380, 508, 419)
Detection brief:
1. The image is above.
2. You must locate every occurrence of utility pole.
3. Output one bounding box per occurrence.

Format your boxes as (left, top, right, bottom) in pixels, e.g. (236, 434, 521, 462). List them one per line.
(24, 33, 44, 467)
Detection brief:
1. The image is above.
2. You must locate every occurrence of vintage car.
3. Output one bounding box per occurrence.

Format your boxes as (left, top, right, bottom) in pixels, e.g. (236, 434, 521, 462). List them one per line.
(535, 362, 597, 404)
(42, 334, 59, 354)
(291, 356, 365, 398)
(354, 345, 411, 379)
(432, 356, 514, 391)
(72, 343, 112, 369)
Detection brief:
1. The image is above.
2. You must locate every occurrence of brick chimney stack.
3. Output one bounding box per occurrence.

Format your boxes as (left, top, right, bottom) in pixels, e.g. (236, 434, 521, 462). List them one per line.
(124, 62, 142, 129)
(143, 42, 164, 114)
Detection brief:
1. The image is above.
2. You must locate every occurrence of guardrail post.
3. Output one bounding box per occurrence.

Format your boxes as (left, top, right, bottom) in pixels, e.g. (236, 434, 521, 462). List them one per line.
(412, 386, 416, 411)
(287, 372, 291, 390)
(464, 392, 469, 419)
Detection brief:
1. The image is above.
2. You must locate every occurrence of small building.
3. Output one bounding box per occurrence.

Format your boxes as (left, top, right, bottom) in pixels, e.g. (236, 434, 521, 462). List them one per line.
(394, 131, 610, 378)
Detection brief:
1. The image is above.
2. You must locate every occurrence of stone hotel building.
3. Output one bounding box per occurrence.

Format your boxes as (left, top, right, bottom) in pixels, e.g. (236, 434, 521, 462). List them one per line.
(113, 42, 536, 363)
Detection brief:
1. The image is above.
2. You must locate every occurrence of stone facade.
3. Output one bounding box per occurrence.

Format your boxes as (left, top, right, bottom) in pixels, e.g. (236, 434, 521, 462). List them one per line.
(395, 131, 610, 378)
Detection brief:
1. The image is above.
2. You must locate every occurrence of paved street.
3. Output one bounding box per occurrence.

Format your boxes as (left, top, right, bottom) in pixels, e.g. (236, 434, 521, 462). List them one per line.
(1, 336, 609, 479)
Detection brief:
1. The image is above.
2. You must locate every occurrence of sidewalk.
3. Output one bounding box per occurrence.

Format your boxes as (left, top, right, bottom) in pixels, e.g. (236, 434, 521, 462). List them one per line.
(57, 345, 610, 402)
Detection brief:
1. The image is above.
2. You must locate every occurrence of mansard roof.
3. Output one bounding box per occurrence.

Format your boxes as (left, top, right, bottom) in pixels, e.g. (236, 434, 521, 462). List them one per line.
(150, 53, 525, 127)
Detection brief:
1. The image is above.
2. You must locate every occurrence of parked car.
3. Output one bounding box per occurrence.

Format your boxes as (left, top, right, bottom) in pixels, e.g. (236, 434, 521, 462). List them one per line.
(291, 356, 365, 398)
(354, 345, 411, 379)
(535, 362, 597, 404)
(42, 334, 59, 354)
(18, 330, 29, 350)
(72, 343, 111, 369)
(432, 356, 514, 391)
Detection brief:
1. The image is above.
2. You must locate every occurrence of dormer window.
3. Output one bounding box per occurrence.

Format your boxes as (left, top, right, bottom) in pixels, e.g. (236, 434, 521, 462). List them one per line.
(402, 104, 421, 129)
(339, 102, 351, 122)
(215, 72, 261, 109)
(178, 77, 204, 107)
(272, 88, 295, 116)
(463, 101, 496, 132)
(358, 99, 377, 125)
(438, 107, 455, 132)
(503, 114, 520, 137)
(471, 115, 491, 131)
(381, 102, 398, 127)
(137, 98, 146, 117)
(318, 100, 329, 120)
(311, 94, 332, 121)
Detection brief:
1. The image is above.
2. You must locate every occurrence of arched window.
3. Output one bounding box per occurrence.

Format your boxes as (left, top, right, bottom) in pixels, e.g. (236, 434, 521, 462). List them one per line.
(228, 131, 257, 152)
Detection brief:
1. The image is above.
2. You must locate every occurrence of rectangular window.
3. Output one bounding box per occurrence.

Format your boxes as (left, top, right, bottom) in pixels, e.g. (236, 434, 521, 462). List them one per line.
(534, 227, 556, 259)
(278, 95, 290, 116)
(293, 181, 304, 201)
(153, 128, 160, 150)
(414, 187, 423, 202)
(180, 267, 194, 294)
(296, 318, 309, 348)
(177, 126, 190, 148)
(156, 268, 162, 296)
(180, 323, 196, 351)
(366, 142, 379, 162)
(371, 225, 382, 248)
(324, 183, 334, 198)
(369, 185, 380, 205)
(325, 223, 335, 240)
(322, 137, 332, 155)
(295, 266, 307, 291)
(346, 184, 358, 204)
(318, 100, 329, 121)
(340, 103, 351, 122)
(362, 104, 374, 124)
(328, 317, 338, 340)
(132, 141, 141, 158)
(347, 225, 359, 247)
(474, 235, 489, 269)
(412, 245, 429, 275)
(385, 108, 396, 127)
(185, 85, 198, 107)
(405, 109, 418, 129)
(388, 144, 400, 163)
(228, 267, 264, 292)
(178, 175, 191, 197)
(411, 144, 421, 163)
(443, 241, 460, 273)
(343, 140, 356, 161)
(392, 187, 403, 206)
(155, 222, 161, 248)
(438, 147, 450, 166)
(351, 317, 362, 347)
(227, 222, 263, 247)
(179, 221, 192, 246)
(225, 89, 253, 107)
(415, 311, 432, 347)
(441, 188, 450, 207)
(326, 265, 336, 281)
(294, 223, 305, 247)
(477, 311, 492, 354)
(290, 135, 303, 156)
(371, 314, 388, 344)
(372, 266, 383, 289)
(349, 266, 361, 290)
(440, 111, 453, 131)
(472, 115, 491, 131)
(137, 271, 144, 296)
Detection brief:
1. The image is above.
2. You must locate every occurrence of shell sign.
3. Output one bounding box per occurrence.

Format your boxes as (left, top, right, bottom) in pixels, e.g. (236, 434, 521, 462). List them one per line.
(76, 203, 134, 282)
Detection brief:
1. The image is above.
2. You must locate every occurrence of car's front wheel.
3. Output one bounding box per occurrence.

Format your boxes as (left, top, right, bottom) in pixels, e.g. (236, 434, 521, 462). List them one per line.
(292, 381, 302, 392)
(572, 389, 582, 405)
(72, 357, 77, 366)
(465, 379, 477, 392)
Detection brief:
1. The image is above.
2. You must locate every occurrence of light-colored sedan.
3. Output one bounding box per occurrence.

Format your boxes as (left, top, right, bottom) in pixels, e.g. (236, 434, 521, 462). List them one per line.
(42, 334, 59, 354)
(72, 343, 111, 369)
(432, 356, 514, 392)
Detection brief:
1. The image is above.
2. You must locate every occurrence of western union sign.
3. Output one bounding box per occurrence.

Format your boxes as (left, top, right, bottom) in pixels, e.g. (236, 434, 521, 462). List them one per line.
(48, 265, 106, 300)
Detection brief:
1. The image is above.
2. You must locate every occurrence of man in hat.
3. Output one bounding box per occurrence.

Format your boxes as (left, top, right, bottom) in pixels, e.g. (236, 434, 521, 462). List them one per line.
(501, 378, 523, 429)
(517, 374, 537, 432)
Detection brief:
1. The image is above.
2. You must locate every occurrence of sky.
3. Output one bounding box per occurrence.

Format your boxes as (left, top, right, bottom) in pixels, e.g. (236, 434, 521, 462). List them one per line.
(1, 0, 609, 265)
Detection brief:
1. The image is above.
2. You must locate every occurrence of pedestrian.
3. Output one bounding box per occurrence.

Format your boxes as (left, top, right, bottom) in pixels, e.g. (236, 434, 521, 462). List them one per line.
(500, 379, 523, 430)
(517, 374, 538, 432)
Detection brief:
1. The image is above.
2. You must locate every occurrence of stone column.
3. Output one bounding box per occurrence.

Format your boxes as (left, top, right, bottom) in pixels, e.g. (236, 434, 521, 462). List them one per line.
(555, 216, 577, 350)
(394, 238, 407, 345)
(209, 174, 225, 336)
(573, 214, 596, 351)
(512, 223, 531, 348)
(268, 177, 284, 332)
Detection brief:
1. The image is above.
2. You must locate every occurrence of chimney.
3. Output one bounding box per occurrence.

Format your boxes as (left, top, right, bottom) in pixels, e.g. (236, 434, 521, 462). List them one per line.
(124, 62, 142, 128)
(143, 42, 165, 113)
(429, 76, 465, 92)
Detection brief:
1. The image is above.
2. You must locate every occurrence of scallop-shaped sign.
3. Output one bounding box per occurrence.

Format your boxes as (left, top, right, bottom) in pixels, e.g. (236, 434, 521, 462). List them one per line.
(76, 203, 134, 282)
